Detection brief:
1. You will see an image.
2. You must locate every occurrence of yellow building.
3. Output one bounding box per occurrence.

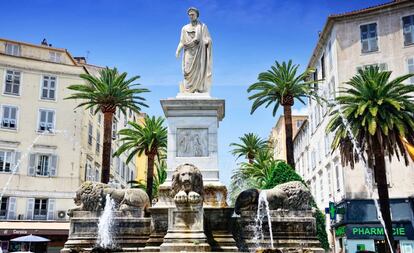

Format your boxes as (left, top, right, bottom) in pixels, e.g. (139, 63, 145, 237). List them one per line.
(0, 38, 142, 252)
(268, 115, 308, 161)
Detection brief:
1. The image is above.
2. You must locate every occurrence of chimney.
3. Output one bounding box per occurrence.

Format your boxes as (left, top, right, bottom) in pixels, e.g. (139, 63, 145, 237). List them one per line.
(41, 38, 48, 46)
(74, 56, 87, 64)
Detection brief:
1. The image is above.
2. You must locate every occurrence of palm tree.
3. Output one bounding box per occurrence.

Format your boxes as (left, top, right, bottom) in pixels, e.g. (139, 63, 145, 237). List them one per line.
(247, 60, 319, 168)
(66, 67, 149, 184)
(230, 133, 268, 164)
(114, 116, 167, 203)
(326, 66, 414, 253)
(128, 160, 167, 199)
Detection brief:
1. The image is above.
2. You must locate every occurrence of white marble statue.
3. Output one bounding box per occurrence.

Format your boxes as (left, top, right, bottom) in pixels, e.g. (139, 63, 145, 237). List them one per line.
(176, 7, 212, 93)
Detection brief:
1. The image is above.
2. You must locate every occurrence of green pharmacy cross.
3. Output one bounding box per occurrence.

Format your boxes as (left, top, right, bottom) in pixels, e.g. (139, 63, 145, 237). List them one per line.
(325, 202, 345, 221)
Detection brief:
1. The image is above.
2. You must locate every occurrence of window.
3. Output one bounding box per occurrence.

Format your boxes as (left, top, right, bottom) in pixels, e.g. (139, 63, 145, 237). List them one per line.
(403, 15, 414, 46)
(335, 163, 341, 192)
(321, 54, 325, 79)
(37, 155, 50, 176)
(4, 70, 21, 96)
(318, 173, 324, 203)
(296, 120, 303, 128)
(360, 23, 378, 53)
(95, 166, 100, 182)
(0, 198, 7, 219)
(5, 43, 20, 56)
(0, 150, 13, 172)
(41, 75, 56, 100)
(28, 154, 57, 177)
(408, 58, 414, 84)
(328, 41, 333, 71)
(112, 119, 117, 139)
(311, 150, 316, 169)
(33, 199, 47, 220)
(96, 130, 100, 153)
(49, 52, 61, 63)
(97, 113, 102, 125)
(1, 105, 18, 130)
(121, 162, 126, 179)
(85, 160, 93, 181)
(324, 135, 330, 156)
(356, 63, 387, 73)
(38, 109, 55, 132)
(124, 113, 128, 127)
(88, 123, 93, 145)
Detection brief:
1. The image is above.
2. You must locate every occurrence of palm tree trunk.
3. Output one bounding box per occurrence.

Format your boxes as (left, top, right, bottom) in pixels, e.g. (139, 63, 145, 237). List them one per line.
(283, 105, 295, 168)
(373, 135, 395, 253)
(101, 112, 113, 184)
(146, 152, 156, 204)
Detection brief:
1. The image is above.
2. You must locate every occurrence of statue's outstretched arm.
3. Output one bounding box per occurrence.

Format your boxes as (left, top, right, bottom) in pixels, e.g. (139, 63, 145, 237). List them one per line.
(176, 42, 183, 58)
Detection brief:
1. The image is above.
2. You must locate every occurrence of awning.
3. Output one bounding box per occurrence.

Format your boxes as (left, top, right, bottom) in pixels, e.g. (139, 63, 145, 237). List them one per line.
(0, 221, 69, 236)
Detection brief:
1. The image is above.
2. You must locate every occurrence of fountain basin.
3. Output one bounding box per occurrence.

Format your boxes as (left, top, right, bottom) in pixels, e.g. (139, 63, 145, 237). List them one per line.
(61, 211, 151, 253)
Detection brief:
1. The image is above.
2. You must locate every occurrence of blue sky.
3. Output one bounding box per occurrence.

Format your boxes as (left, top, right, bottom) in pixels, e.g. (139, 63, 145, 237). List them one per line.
(1, 0, 389, 186)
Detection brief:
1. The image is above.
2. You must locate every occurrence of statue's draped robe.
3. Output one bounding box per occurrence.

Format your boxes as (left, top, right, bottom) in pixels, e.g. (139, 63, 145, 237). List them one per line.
(180, 22, 212, 93)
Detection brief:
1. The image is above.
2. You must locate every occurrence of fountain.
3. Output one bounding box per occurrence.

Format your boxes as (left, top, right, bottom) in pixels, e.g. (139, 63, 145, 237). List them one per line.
(96, 195, 115, 249)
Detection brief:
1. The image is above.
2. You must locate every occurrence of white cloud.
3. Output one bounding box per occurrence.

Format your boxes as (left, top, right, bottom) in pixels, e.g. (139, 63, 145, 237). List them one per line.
(292, 106, 308, 116)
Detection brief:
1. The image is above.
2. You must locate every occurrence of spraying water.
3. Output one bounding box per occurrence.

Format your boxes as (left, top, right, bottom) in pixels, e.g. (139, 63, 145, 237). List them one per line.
(330, 99, 394, 253)
(97, 194, 115, 249)
(253, 191, 274, 250)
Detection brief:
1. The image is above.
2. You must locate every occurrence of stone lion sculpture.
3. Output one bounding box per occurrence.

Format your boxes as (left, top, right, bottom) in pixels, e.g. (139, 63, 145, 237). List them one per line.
(105, 188, 150, 216)
(68, 181, 109, 216)
(234, 181, 312, 214)
(171, 163, 204, 205)
(68, 181, 150, 217)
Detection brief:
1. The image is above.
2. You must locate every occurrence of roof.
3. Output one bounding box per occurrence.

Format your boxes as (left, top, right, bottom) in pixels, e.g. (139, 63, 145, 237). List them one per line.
(0, 37, 78, 66)
(307, 0, 413, 69)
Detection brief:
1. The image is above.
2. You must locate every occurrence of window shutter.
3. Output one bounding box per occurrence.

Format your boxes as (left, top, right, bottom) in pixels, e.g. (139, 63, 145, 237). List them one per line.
(47, 199, 55, 220)
(50, 155, 58, 177)
(13, 151, 21, 173)
(26, 198, 34, 220)
(28, 154, 36, 176)
(379, 63, 387, 71)
(7, 197, 17, 220)
(116, 157, 120, 174)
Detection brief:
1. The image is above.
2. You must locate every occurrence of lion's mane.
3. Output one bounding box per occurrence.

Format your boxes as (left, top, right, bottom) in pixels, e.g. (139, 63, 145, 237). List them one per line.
(171, 163, 204, 198)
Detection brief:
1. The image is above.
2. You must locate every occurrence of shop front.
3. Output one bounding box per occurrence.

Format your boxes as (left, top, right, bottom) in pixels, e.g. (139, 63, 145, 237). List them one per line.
(0, 221, 69, 253)
(335, 223, 414, 253)
(332, 198, 414, 253)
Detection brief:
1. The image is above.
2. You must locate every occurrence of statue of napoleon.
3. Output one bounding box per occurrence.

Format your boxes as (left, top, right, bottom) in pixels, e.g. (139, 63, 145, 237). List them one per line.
(176, 7, 212, 93)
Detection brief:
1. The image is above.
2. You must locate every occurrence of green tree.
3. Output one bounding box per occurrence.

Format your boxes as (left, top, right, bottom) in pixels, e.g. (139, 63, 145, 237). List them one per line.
(230, 133, 268, 164)
(114, 116, 167, 203)
(326, 66, 414, 253)
(247, 60, 319, 167)
(66, 67, 149, 184)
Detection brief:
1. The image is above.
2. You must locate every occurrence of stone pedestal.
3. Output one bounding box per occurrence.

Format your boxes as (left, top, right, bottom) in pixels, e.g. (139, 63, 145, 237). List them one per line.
(61, 211, 151, 253)
(160, 95, 225, 184)
(235, 210, 324, 253)
(144, 207, 169, 252)
(204, 207, 238, 252)
(160, 205, 210, 252)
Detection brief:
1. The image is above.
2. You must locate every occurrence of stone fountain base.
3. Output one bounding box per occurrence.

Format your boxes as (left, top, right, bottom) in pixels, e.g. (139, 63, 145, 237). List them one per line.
(60, 210, 151, 253)
(235, 210, 324, 253)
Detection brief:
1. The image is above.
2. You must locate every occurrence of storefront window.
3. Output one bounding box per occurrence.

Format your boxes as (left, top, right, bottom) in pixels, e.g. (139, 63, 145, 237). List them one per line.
(391, 202, 412, 221)
(401, 240, 414, 253)
(347, 201, 378, 222)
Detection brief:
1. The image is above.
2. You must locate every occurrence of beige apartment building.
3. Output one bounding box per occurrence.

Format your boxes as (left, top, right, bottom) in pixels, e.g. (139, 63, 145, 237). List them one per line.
(0, 38, 142, 252)
(269, 115, 307, 161)
(293, 1, 414, 253)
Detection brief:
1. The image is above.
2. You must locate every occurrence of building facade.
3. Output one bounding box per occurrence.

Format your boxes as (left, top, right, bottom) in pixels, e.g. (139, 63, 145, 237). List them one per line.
(293, 1, 414, 253)
(269, 115, 307, 161)
(0, 38, 142, 252)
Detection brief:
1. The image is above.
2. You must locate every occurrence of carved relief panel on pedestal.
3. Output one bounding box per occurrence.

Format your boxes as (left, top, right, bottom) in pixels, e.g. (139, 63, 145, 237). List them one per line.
(176, 128, 208, 157)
